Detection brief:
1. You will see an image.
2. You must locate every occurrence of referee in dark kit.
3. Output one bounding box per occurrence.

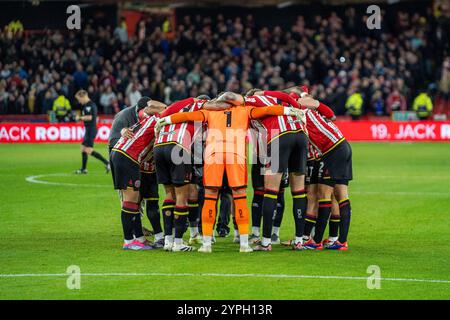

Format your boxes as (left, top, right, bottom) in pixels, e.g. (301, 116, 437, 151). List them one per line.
(75, 90, 110, 174)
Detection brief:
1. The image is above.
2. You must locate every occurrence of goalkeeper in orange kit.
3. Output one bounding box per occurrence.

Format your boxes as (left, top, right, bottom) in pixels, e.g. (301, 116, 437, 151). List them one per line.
(156, 92, 304, 253)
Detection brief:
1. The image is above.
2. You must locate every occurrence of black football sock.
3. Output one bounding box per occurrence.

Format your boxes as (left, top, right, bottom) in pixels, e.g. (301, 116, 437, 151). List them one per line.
(121, 201, 140, 241)
(81, 152, 88, 170)
(292, 189, 307, 238)
(133, 213, 144, 239)
(174, 206, 189, 240)
(121, 212, 134, 241)
(273, 190, 285, 228)
(329, 214, 340, 238)
(338, 199, 351, 243)
(146, 199, 162, 234)
(91, 150, 109, 165)
(188, 200, 199, 227)
(303, 214, 317, 237)
(313, 199, 332, 243)
(262, 189, 278, 240)
(197, 187, 204, 234)
(162, 200, 175, 236)
(251, 190, 264, 230)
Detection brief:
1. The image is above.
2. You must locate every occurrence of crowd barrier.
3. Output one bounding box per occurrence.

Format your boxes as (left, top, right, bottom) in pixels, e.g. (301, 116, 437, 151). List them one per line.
(1, 121, 450, 143)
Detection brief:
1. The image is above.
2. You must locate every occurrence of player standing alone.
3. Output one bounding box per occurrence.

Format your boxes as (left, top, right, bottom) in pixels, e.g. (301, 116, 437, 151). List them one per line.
(75, 90, 110, 174)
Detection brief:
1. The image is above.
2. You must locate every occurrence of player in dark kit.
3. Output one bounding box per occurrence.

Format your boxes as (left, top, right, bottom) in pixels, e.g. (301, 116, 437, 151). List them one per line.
(74, 90, 110, 174)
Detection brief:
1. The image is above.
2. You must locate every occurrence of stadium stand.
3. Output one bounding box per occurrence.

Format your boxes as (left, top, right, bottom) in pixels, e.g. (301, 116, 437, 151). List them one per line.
(0, 0, 448, 118)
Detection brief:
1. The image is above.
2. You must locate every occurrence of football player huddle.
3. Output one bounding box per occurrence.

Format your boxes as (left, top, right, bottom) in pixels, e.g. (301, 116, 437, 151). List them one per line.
(108, 86, 353, 253)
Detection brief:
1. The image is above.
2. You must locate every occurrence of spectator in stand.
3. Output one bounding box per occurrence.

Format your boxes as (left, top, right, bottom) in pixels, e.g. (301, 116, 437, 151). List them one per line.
(127, 81, 142, 107)
(386, 88, 407, 115)
(6, 20, 24, 37)
(141, 78, 152, 98)
(100, 85, 117, 114)
(169, 80, 187, 102)
(0, 4, 447, 117)
(73, 63, 88, 91)
(42, 90, 54, 114)
(371, 90, 385, 116)
(114, 17, 129, 44)
(0, 81, 8, 114)
(150, 73, 165, 102)
(438, 57, 450, 114)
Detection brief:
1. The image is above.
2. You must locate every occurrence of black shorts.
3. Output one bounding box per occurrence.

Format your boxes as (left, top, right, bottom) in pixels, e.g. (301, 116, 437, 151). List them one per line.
(251, 162, 265, 190)
(318, 140, 353, 187)
(306, 159, 321, 185)
(266, 131, 308, 174)
(82, 127, 97, 148)
(110, 151, 141, 191)
(191, 164, 203, 186)
(140, 171, 159, 200)
(252, 161, 289, 189)
(154, 144, 192, 186)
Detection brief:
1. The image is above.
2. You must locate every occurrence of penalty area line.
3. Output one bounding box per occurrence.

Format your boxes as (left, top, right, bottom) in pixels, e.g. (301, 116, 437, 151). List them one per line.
(1, 272, 450, 284)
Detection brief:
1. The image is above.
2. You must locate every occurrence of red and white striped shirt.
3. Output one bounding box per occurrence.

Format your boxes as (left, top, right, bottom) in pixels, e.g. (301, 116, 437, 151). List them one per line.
(307, 142, 322, 160)
(155, 98, 205, 150)
(112, 115, 158, 164)
(305, 109, 345, 155)
(245, 95, 305, 143)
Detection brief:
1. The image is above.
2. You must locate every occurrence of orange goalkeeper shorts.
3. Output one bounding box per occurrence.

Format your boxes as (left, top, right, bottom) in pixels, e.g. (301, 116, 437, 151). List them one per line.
(203, 152, 247, 188)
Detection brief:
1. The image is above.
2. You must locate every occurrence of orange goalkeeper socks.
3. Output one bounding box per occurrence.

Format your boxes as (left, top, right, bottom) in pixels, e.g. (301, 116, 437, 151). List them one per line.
(201, 195, 218, 237)
(233, 195, 249, 236)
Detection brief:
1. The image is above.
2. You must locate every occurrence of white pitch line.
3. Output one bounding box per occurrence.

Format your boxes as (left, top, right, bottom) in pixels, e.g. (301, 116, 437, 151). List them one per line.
(25, 173, 109, 188)
(352, 190, 450, 196)
(365, 175, 450, 179)
(1, 272, 450, 284)
(24, 173, 450, 196)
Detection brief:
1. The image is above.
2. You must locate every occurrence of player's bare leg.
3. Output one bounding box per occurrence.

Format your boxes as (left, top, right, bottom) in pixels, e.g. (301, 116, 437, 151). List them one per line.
(198, 187, 219, 253)
(289, 173, 307, 250)
(162, 185, 176, 251)
(188, 184, 202, 244)
(172, 183, 195, 251)
(121, 188, 153, 250)
(231, 187, 253, 253)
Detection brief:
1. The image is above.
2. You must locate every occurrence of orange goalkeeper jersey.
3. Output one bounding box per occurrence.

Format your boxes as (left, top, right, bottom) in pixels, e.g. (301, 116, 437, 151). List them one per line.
(168, 105, 286, 159)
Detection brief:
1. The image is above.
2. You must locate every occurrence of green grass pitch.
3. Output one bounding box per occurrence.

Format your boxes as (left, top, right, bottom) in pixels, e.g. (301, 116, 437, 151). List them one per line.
(1, 142, 450, 300)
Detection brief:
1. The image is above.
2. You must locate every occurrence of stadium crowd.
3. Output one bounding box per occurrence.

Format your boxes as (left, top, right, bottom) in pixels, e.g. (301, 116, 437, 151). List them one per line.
(0, 3, 449, 118)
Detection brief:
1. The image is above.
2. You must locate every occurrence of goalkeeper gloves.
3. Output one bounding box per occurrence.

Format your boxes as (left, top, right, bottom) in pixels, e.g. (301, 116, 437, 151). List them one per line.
(154, 116, 171, 134)
(284, 107, 306, 123)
